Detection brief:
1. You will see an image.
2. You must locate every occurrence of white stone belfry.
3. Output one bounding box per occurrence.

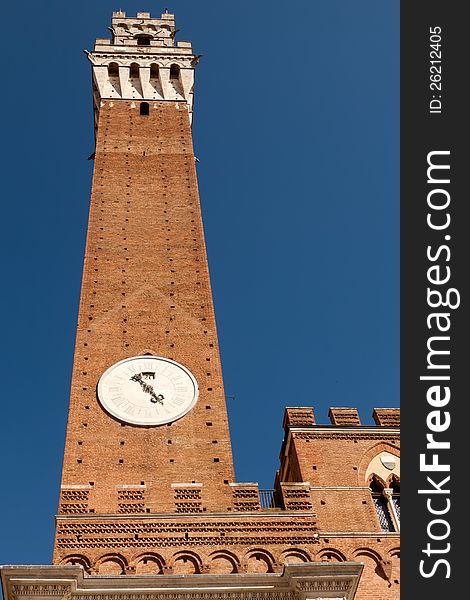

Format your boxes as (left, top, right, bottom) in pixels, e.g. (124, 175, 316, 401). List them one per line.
(87, 10, 197, 130)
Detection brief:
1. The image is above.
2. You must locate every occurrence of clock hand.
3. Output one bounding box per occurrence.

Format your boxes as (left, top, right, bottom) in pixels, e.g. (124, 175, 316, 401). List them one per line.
(130, 373, 165, 404)
(149, 391, 165, 404)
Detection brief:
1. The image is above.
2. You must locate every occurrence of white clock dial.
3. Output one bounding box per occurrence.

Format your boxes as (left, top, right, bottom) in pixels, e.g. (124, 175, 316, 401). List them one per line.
(97, 355, 198, 425)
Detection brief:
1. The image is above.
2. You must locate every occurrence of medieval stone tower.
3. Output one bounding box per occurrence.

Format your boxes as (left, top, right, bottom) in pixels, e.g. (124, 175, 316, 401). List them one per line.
(1, 11, 399, 600)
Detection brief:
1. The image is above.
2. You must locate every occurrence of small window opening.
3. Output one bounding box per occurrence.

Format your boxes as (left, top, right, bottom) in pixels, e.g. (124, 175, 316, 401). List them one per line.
(140, 102, 150, 116)
(150, 63, 159, 79)
(136, 35, 151, 46)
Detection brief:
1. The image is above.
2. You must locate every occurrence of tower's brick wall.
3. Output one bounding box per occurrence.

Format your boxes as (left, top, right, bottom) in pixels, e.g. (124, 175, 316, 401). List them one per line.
(55, 100, 235, 540)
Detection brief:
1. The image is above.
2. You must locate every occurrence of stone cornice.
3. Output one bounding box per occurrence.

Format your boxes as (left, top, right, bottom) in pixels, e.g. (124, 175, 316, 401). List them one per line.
(1, 563, 363, 600)
(90, 51, 195, 63)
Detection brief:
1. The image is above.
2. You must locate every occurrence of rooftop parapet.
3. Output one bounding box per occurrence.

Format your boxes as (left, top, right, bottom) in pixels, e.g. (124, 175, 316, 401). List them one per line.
(106, 10, 179, 49)
(328, 407, 361, 426)
(372, 407, 400, 427)
(282, 406, 400, 431)
(283, 407, 316, 429)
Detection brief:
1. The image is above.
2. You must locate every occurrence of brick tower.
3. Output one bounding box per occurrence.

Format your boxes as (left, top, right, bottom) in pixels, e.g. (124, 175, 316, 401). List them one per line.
(1, 10, 399, 600)
(55, 9, 234, 525)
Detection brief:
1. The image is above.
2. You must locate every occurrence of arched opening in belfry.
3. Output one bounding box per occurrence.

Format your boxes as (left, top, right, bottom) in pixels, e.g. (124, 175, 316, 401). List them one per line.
(130, 63, 140, 78)
(108, 62, 119, 77)
(150, 63, 159, 79)
(170, 64, 180, 80)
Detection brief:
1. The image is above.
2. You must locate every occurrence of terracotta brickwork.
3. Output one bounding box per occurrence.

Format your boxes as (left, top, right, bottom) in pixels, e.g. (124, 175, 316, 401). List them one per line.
(274, 407, 400, 598)
(54, 100, 235, 541)
(53, 514, 398, 583)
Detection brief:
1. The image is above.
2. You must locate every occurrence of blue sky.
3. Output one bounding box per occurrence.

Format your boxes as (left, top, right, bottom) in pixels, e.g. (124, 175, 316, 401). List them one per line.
(0, 1, 399, 566)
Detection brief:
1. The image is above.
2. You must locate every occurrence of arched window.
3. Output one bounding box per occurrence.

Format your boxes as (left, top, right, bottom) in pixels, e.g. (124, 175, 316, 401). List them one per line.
(140, 102, 150, 116)
(390, 476, 400, 524)
(136, 35, 151, 46)
(370, 477, 396, 532)
(130, 63, 140, 78)
(150, 63, 159, 79)
(169, 64, 180, 80)
(108, 62, 119, 77)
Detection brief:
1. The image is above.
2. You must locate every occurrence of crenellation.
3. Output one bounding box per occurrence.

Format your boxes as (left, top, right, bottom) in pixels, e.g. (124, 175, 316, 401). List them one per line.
(328, 407, 362, 426)
(372, 407, 400, 427)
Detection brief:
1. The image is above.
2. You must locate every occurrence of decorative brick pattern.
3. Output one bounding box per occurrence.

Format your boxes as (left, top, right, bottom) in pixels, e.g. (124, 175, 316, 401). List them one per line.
(232, 486, 261, 512)
(59, 490, 90, 515)
(280, 484, 313, 512)
(174, 486, 203, 512)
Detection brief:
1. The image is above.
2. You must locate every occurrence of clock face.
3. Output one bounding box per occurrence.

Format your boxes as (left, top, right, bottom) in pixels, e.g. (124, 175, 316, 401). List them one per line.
(97, 355, 198, 425)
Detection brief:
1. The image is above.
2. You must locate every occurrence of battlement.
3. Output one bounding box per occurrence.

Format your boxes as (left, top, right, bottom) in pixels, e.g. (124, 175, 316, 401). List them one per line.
(283, 407, 316, 428)
(283, 406, 400, 431)
(106, 11, 178, 48)
(373, 407, 400, 427)
(112, 11, 173, 20)
(328, 407, 361, 426)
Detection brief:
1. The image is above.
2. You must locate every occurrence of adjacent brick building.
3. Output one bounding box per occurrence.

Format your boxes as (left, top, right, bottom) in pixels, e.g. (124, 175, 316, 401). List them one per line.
(1, 10, 399, 600)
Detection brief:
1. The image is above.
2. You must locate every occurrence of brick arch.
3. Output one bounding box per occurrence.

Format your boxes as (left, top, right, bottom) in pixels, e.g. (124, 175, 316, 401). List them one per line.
(352, 547, 383, 566)
(357, 441, 400, 484)
(280, 548, 312, 564)
(353, 547, 395, 589)
(171, 550, 202, 574)
(95, 553, 127, 575)
(244, 548, 275, 574)
(60, 554, 91, 573)
(208, 550, 240, 574)
(141, 349, 157, 356)
(389, 547, 400, 558)
(315, 547, 347, 562)
(133, 552, 165, 575)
